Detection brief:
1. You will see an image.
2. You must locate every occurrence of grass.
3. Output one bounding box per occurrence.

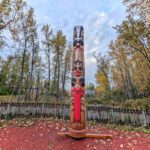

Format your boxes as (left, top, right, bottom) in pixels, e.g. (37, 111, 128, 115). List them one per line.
(105, 123, 150, 134)
(0, 95, 17, 102)
(0, 95, 150, 110)
(86, 97, 150, 110)
(88, 120, 150, 134)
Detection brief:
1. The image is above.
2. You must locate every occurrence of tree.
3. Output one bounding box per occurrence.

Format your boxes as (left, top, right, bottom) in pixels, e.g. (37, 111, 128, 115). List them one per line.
(115, 16, 150, 68)
(96, 71, 108, 95)
(26, 8, 39, 100)
(109, 39, 135, 99)
(95, 53, 110, 97)
(52, 31, 66, 99)
(0, 0, 26, 50)
(41, 24, 53, 92)
(34, 56, 44, 101)
(0, 56, 13, 88)
(0, 0, 26, 30)
(0, 53, 22, 95)
(108, 0, 150, 100)
(61, 44, 72, 97)
(10, 6, 36, 100)
(123, 0, 150, 20)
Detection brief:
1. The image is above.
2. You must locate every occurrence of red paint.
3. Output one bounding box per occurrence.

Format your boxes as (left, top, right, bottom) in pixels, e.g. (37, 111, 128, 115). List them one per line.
(74, 93, 81, 121)
(72, 87, 84, 122)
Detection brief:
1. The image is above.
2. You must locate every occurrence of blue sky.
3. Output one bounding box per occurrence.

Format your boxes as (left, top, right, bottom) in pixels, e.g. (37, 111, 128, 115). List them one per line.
(26, 0, 126, 84)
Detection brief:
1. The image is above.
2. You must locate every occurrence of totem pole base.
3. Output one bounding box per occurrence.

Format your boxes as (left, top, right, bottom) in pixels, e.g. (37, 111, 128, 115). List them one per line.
(58, 129, 112, 139)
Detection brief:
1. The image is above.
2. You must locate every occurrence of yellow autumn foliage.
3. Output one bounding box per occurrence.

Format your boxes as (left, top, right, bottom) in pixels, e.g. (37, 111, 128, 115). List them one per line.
(96, 71, 108, 94)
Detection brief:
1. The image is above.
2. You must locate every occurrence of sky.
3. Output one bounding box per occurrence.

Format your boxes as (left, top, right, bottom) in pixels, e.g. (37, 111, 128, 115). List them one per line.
(25, 0, 126, 84)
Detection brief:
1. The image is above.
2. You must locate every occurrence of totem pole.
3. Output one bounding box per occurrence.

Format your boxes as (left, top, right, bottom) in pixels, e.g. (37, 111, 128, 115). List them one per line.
(69, 26, 86, 138)
(58, 26, 112, 139)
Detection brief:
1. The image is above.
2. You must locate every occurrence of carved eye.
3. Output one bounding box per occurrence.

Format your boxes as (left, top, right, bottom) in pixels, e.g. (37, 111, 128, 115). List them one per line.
(79, 67, 82, 70)
(79, 78, 84, 82)
(72, 78, 76, 82)
(79, 78, 85, 87)
(72, 82, 75, 86)
(81, 83, 85, 87)
(72, 78, 76, 87)
(79, 40, 83, 46)
(73, 40, 77, 46)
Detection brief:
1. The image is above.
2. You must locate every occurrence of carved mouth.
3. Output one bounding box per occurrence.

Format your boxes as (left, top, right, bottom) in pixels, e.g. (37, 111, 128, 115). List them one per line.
(74, 71, 81, 77)
(76, 44, 80, 48)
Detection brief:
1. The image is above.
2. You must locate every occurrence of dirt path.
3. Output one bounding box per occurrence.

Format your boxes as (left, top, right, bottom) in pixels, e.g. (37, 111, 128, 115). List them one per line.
(0, 119, 149, 150)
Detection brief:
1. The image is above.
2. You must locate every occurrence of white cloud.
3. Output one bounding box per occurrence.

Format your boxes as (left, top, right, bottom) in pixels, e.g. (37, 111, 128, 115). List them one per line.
(94, 12, 108, 27)
(85, 55, 96, 67)
(108, 19, 115, 27)
(43, 16, 51, 22)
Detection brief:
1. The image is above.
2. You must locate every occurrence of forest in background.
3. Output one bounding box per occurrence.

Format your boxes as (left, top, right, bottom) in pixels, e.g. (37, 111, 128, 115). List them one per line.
(0, 0, 150, 109)
(94, 0, 150, 107)
(0, 0, 72, 101)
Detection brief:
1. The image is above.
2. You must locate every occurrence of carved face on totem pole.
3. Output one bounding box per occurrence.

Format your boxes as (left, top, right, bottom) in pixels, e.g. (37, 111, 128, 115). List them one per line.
(72, 26, 85, 89)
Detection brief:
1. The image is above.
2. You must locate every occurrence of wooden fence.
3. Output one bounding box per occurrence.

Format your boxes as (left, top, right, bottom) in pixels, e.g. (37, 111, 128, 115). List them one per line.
(0, 102, 149, 127)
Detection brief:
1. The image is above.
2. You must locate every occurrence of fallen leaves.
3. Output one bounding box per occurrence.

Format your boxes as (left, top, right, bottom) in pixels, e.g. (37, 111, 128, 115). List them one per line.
(135, 133, 140, 137)
(95, 139, 98, 143)
(60, 127, 66, 131)
(0, 118, 149, 150)
(120, 144, 124, 148)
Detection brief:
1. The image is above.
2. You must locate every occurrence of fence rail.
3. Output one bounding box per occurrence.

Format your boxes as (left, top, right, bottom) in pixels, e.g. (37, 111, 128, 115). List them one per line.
(0, 102, 149, 127)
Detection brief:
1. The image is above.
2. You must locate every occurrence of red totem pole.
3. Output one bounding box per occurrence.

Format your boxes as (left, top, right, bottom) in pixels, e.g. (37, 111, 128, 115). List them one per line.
(58, 26, 112, 139)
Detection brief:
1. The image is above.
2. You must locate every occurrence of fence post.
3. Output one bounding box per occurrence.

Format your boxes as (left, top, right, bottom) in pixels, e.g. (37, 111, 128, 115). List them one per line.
(111, 108, 114, 123)
(62, 104, 65, 120)
(5, 103, 10, 119)
(42, 103, 45, 117)
(142, 110, 147, 127)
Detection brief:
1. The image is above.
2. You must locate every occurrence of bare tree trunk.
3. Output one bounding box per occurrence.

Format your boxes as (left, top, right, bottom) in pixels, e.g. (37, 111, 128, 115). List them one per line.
(62, 57, 67, 98)
(35, 71, 40, 102)
(122, 58, 134, 99)
(18, 40, 27, 100)
(48, 48, 51, 91)
(28, 40, 35, 100)
(57, 52, 60, 100)
(53, 61, 57, 92)
(117, 61, 127, 101)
